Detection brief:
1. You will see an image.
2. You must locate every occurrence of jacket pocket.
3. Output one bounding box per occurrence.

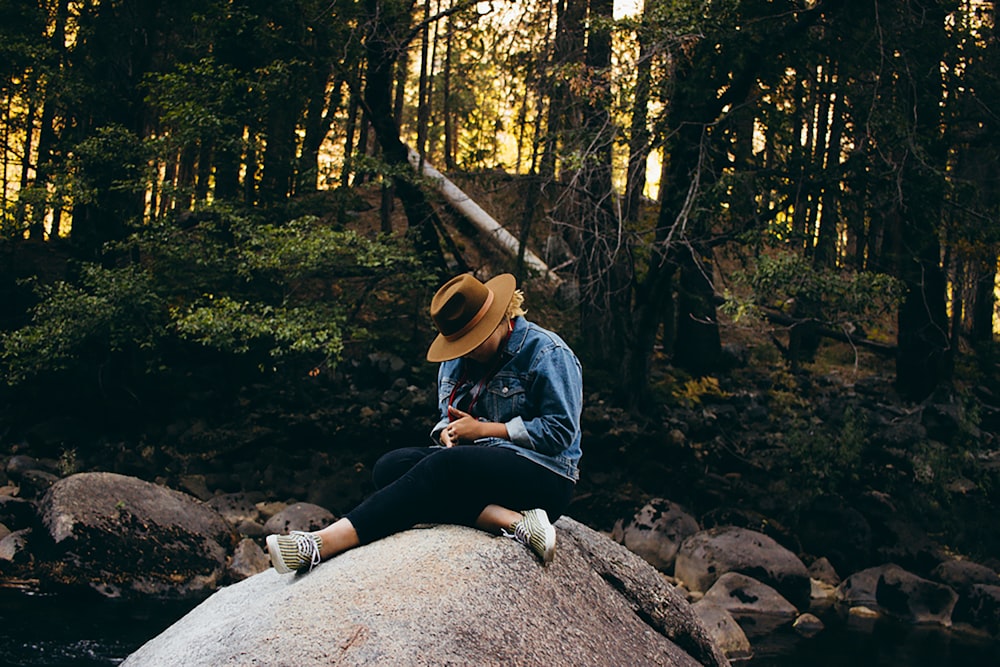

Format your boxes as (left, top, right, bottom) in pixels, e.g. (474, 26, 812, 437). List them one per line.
(484, 375, 527, 422)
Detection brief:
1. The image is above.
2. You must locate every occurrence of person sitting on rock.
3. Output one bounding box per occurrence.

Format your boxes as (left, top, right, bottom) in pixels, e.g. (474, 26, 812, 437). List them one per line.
(266, 272, 584, 573)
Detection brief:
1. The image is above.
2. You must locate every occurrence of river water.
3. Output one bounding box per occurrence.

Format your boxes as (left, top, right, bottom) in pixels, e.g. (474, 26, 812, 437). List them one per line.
(0, 588, 996, 666)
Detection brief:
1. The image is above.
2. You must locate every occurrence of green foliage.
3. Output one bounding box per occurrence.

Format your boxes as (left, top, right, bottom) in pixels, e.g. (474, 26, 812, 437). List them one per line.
(1, 205, 431, 388)
(673, 375, 728, 406)
(1, 200, 27, 241)
(722, 252, 905, 337)
(238, 217, 419, 279)
(172, 296, 344, 364)
(144, 58, 248, 142)
(785, 406, 869, 495)
(66, 125, 150, 218)
(1, 264, 167, 384)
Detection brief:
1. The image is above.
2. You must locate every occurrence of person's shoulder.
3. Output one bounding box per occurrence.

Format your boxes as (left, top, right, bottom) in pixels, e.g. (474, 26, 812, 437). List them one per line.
(523, 320, 575, 353)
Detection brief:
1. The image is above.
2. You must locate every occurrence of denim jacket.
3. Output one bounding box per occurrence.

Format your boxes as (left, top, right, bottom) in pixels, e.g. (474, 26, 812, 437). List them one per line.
(430, 317, 583, 482)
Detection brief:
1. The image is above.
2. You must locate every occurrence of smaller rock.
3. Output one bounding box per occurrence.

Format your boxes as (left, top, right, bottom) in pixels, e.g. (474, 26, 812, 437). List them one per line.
(39, 472, 237, 600)
(954, 584, 1000, 635)
(692, 599, 753, 663)
(236, 520, 265, 537)
(792, 612, 824, 637)
(6, 455, 41, 479)
(877, 565, 958, 626)
(0, 528, 32, 564)
(849, 605, 880, 619)
(255, 500, 288, 521)
(18, 469, 59, 499)
(0, 496, 36, 529)
(178, 475, 213, 501)
(808, 556, 841, 586)
(227, 538, 270, 582)
(702, 572, 798, 619)
(675, 525, 811, 609)
(262, 502, 335, 534)
(836, 565, 888, 608)
(811, 578, 837, 605)
(207, 493, 261, 526)
(931, 560, 999, 596)
(611, 498, 699, 572)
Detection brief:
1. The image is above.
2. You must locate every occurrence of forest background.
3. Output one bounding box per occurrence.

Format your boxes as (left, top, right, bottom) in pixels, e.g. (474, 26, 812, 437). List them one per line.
(1, 0, 999, 565)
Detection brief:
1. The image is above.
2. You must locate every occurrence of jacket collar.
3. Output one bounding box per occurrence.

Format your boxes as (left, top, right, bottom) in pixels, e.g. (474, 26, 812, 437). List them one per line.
(504, 316, 529, 357)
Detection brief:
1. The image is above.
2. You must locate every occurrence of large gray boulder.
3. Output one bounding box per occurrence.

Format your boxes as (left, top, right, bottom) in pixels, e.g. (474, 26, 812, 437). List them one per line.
(675, 526, 811, 610)
(38, 472, 237, 599)
(836, 563, 959, 626)
(611, 498, 700, 572)
(123, 518, 730, 667)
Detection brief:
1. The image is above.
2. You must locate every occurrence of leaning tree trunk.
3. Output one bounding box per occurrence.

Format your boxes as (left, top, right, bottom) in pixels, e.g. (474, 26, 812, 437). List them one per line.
(406, 148, 556, 282)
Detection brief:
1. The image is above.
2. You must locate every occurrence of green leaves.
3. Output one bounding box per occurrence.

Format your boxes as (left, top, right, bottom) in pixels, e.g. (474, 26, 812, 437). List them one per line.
(724, 252, 905, 335)
(1, 264, 166, 384)
(237, 216, 421, 279)
(1, 206, 429, 386)
(172, 296, 344, 364)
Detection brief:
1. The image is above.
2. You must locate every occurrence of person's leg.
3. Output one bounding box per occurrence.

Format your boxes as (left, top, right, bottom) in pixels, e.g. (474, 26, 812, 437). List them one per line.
(371, 446, 438, 489)
(266, 446, 441, 573)
(313, 517, 359, 559)
(268, 446, 573, 571)
(346, 446, 573, 544)
(474, 504, 523, 533)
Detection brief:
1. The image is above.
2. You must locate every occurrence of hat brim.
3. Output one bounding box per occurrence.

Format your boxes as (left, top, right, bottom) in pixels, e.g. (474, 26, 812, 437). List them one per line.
(426, 273, 517, 362)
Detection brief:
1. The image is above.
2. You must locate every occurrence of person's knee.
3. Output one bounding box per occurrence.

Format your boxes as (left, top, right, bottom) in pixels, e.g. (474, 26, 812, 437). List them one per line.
(372, 448, 430, 489)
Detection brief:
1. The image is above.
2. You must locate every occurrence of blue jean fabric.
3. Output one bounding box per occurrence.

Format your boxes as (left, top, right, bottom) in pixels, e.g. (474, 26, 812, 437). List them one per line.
(430, 317, 584, 481)
(344, 445, 575, 545)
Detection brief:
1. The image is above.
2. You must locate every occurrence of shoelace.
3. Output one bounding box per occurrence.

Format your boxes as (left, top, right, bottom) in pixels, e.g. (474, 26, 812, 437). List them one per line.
(501, 521, 529, 547)
(290, 531, 321, 571)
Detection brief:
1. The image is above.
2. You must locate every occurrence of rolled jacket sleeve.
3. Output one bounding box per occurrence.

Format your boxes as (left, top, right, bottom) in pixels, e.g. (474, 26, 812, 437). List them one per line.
(514, 346, 583, 456)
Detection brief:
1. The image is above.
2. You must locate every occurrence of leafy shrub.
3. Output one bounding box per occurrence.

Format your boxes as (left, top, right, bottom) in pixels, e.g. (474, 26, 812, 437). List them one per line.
(785, 406, 869, 495)
(171, 296, 344, 365)
(1, 206, 432, 390)
(722, 252, 904, 337)
(2, 264, 166, 384)
(673, 375, 728, 406)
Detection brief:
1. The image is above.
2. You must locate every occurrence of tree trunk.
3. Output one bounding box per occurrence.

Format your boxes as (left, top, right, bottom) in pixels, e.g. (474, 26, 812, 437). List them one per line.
(407, 148, 555, 281)
(970, 251, 997, 345)
(623, 16, 653, 224)
(416, 0, 433, 160)
(442, 13, 455, 170)
(297, 73, 340, 195)
(571, 0, 632, 367)
(892, 5, 953, 401)
(363, 0, 446, 271)
(260, 93, 299, 203)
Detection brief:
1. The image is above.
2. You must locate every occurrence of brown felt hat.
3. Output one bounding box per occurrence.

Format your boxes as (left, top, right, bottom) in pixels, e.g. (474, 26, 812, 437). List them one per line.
(426, 273, 517, 362)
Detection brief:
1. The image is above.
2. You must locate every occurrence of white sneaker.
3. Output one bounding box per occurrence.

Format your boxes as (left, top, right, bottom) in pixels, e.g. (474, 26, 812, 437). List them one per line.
(266, 531, 323, 574)
(505, 509, 556, 564)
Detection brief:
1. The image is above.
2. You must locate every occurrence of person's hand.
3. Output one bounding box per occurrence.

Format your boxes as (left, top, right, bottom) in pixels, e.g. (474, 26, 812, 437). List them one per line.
(444, 406, 478, 445)
(443, 406, 509, 445)
(440, 423, 458, 447)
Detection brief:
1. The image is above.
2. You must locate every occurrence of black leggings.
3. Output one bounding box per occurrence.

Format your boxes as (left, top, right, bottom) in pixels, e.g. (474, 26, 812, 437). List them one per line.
(343, 445, 575, 545)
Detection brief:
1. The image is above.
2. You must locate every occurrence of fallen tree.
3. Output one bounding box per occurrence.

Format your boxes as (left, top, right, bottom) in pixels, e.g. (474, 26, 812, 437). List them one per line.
(407, 148, 560, 284)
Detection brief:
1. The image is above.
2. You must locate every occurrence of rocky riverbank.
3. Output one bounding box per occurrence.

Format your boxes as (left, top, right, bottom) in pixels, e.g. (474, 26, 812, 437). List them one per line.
(1, 352, 998, 662)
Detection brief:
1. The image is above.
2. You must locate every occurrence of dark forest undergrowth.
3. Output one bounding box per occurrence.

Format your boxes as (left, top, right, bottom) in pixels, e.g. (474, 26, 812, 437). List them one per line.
(2, 182, 999, 577)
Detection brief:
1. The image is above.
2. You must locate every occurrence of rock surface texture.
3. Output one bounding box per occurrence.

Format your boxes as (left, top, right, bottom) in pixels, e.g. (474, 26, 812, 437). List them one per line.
(675, 526, 811, 610)
(38, 472, 237, 598)
(123, 518, 730, 667)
